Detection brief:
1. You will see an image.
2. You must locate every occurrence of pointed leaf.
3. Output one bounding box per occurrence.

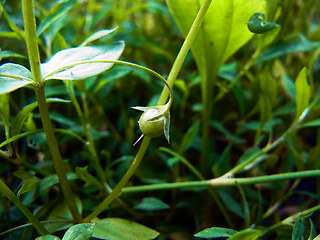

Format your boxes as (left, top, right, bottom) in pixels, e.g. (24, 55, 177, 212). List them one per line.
(195, 227, 237, 239)
(164, 115, 170, 143)
(92, 218, 159, 240)
(295, 67, 310, 119)
(80, 28, 118, 46)
(228, 229, 262, 240)
(292, 214, 305, 240)
(17, 178, 38, 197)
(62, 223, 95, 240)
(0, 63, 33, 94)
(41, 42, 125, 81)
(180, 121, 200, 152)
(11, 98, 70, 137)
(36, 0, 77, 36)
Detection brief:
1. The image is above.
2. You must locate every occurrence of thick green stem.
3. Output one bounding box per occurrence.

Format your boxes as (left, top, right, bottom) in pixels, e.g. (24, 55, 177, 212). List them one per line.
(35, 87, 82, 222)
(84, 137, 151, 222)
(122, 169, 320, 193)
(157, 0, 213, 105)
(21, 0, 42, 84)
(22, 0, 82, 223)
(0, 179, 49, 235)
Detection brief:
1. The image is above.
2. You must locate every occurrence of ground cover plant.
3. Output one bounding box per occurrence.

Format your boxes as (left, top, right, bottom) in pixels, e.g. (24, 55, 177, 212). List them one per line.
(1, 0, 320, 239)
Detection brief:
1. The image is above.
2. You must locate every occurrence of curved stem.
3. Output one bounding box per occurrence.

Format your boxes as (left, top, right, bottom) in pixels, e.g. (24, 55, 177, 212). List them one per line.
(84, 136, 151, 222)
(0, 180, 49, 235)
(84, 0, 213, 221)
(157, 0, 213, 105)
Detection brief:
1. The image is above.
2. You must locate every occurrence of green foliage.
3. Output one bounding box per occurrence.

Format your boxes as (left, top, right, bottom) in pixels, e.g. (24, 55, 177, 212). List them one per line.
(1, 0, 320, 239)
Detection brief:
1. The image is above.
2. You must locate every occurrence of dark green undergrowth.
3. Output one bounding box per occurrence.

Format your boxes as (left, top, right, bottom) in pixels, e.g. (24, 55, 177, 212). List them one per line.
(1, 0, 320, 239)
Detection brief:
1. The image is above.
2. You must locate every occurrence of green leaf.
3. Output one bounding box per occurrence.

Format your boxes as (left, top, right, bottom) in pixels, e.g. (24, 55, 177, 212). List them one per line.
(17, 178, 38, 197)
(35, 235, 61, 240)
(194, 227, 237, 239)
(0, 94, 10, 139)
(0, 50, 26, 60)
(133, 197, 170, 211)
(167, 0, 266, 105)
(40, 42, 125, 81)
(211, 120, 245, 144)
(308, 219, 317, 240)
(40, 173, 77, 193)
(228, 229, 263, 240)
(44, 197, 82, 233)
(62, 223, 95, 240)
(295, 67, 310, 120)
(300, 119, 320, 128)
(257, 35, 320, 63)
(0, 63, 33, 95)
(180, 121, 200, 152)
(36, 0, 77, 36)
(80, 28, 118, 46)
(292, 214, 305, 240)
(11, 98, 70, 137)
(92, 218, 159, 240)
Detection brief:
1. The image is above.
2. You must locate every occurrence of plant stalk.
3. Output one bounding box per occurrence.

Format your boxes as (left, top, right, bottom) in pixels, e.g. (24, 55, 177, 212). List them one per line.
(35, 87, 83, 222)
(21, 0, 42, 84)
(0, 179, 49, 235)
(122, 169, 320, 193)
(84, 0, 213, 221)
(157, 0, 213, 105)
(84, 137, 151, 222)
(22, 0, 82, 223)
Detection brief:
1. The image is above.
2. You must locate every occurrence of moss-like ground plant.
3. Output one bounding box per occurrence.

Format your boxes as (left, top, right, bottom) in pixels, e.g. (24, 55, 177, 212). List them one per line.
(1, 0, 320, 239)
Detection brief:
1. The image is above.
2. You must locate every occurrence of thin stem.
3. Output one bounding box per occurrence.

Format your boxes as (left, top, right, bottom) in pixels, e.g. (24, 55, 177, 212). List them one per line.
(35, 88, 82, 223)
(0, 179, 49, 235)
(157, 0, 213, 106)
(122, 169, 320, 193)
(84, 0, 213, 221)
(84, 137, 151, 222)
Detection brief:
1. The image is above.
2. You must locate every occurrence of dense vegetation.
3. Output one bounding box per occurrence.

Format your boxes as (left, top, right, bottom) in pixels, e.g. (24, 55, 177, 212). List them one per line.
(1, 0, 320, 239)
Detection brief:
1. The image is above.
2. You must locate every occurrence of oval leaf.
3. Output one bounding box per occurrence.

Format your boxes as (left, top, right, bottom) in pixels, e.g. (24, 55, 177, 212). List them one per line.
(62, 223, 95, 240)
(41, 42, 125, 81)
(92, 218, 159, 240)
(0, 63, 33, 94)
(195, 227, 237, 239)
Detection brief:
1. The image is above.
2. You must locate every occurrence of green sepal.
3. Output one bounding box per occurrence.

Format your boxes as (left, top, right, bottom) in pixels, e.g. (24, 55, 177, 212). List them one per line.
(164, 114, 170, 143)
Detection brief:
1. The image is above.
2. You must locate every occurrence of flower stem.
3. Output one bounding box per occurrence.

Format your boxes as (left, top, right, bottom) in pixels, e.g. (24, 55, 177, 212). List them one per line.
(84, 136, 151, 222)
(84, 0, 213, 221)
(0, 179, 49, 235)
(157, 0, 212, 106)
